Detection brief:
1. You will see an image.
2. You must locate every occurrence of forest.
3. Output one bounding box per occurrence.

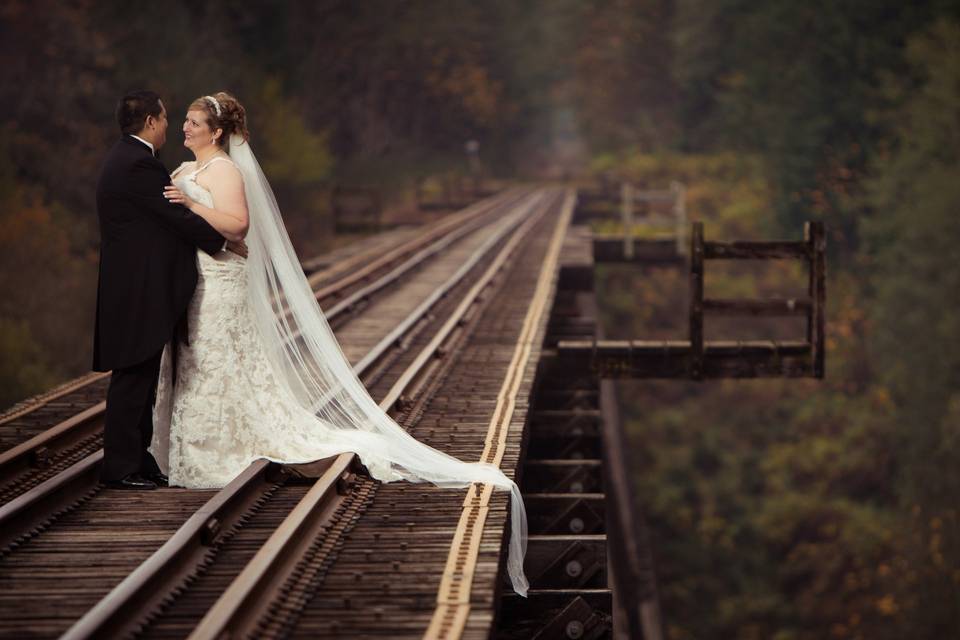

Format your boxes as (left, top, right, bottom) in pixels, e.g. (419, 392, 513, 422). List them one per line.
(2, 1, 960, 637)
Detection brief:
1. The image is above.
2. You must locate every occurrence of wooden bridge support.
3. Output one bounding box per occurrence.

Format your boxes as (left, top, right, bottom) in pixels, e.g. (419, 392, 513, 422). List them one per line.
(498, 247, 665, 639)
(498, 264, 616, 639)
(600, 379, 663, 640)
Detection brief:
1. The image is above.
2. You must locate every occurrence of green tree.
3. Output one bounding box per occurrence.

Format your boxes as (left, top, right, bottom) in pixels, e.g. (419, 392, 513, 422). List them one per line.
(864, 20, 960, 635)
(671, 0, 955, 247)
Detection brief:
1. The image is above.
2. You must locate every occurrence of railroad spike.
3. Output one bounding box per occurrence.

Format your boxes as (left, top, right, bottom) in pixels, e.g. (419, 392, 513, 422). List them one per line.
(29, 446, 51, 468)
(200, 517, 221, 546)
(336, 472, 355, 495)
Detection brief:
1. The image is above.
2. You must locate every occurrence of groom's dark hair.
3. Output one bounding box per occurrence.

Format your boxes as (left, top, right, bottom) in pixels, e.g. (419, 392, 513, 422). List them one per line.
(116, 90, 163, 135)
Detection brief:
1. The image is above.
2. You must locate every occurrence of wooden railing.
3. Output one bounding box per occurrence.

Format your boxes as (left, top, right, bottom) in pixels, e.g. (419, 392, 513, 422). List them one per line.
(689, 220, 825, 379)
(582, 180, 689, 265)
(620, 181, 687, 258)
(559, 218, 827, 380)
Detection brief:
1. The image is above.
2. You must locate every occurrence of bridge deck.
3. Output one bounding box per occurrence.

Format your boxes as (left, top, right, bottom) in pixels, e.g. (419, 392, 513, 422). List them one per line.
(0, 188, 588, 640)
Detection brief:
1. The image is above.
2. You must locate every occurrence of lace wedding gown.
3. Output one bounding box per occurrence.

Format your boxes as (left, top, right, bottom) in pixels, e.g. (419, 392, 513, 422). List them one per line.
(149, 158, 402, 488)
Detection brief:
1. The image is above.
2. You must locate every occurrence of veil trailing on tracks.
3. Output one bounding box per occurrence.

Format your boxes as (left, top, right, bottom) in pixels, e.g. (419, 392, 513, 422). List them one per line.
(226, 134, 529, 596)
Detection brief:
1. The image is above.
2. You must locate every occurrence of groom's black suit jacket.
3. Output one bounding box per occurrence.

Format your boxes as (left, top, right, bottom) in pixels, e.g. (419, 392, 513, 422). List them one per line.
(93, 135, 225, 372)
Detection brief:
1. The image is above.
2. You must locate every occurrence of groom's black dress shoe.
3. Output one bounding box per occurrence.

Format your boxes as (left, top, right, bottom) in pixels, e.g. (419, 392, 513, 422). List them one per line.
(145, 471, 169, 487)
(105, 473, 157, 490)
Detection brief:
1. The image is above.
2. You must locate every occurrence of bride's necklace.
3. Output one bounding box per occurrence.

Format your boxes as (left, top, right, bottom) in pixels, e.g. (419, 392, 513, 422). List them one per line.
(194, 150, 227, 172)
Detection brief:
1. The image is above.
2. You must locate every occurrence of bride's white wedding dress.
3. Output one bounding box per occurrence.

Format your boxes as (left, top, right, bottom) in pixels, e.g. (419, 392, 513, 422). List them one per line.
(147, 139, 529, 596)
(150, 157, 401, 488)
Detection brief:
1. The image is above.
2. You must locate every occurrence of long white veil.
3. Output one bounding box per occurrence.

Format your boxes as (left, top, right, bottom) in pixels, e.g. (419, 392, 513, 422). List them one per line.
(227, 134, 529, 597)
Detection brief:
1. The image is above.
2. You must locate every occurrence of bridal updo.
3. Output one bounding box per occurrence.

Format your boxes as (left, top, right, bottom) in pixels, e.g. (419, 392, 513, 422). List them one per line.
(189, 91, 249, 147)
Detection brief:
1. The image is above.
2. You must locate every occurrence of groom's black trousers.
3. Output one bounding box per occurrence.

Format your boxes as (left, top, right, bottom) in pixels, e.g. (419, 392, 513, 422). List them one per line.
(100, 347, 164, 482)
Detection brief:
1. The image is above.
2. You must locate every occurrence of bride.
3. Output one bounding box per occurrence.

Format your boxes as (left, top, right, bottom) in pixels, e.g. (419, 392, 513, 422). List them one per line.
(153, 92, 528, 596)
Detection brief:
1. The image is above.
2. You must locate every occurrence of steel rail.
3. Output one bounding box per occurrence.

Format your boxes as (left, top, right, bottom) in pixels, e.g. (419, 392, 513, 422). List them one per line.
(322, 190, 529, 323)
(0, 402, 104, 493)
(308, 188, 524, 297)
(0, 372, 110, 427)
(0, 451, 103, 549)
(60, 190, 549, 640)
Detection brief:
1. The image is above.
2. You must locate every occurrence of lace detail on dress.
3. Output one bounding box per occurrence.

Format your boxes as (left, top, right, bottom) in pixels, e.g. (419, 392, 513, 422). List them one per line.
(150, 169, 402, 488)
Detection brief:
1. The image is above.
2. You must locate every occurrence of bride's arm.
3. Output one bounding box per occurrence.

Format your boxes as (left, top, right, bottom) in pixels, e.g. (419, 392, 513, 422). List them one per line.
(163, 162, 249, 241)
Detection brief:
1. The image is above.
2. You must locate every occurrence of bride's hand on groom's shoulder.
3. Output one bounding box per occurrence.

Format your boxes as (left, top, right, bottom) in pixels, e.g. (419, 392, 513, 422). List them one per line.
(226, 240, 248, 258)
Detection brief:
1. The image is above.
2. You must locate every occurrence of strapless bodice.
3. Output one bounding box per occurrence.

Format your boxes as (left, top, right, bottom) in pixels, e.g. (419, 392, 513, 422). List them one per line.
(173, 163, 246, 273)
(173, 169, 216, 209)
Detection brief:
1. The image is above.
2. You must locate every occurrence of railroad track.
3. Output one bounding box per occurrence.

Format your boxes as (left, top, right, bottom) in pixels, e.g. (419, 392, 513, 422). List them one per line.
(0, 188, 564, 639)
(0, 189, 529, 508)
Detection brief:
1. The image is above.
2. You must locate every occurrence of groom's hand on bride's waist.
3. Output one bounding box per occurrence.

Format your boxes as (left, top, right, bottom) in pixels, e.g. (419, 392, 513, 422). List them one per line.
(226, 240, 248, 258)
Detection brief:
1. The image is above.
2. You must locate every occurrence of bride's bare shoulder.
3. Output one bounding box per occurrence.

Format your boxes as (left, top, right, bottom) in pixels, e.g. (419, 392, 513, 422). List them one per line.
(204, 158, 244, 185)
(170, 160, 197, 179)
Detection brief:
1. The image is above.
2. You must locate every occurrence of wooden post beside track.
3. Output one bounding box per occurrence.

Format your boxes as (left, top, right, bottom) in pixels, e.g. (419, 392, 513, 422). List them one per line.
(621, 182, 634, 260)
(671, 180, 687, 257)
(807, 220, 826, 377)
(689, 222, 705, 380)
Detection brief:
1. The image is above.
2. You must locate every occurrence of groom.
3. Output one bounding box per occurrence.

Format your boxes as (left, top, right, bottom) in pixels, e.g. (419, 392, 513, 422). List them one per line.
(93, 90, 227, 489)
